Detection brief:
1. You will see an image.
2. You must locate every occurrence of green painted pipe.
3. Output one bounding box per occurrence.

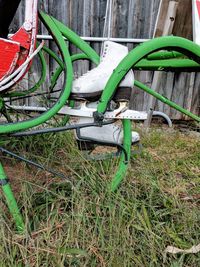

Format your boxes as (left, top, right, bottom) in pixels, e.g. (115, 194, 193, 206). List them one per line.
(0, 11, 73, 134)
(0, 162, 24, 232)
(4, 49, 47, 98)
(147, 51, 183, 60)
(135, 58, 200, 71)
(42, 45, 64, 66)
(97, 36, 200, 120)
(134, 80, 200, 122)
(50, 16, 100, 65)
(111, 119, 132, 191)
(0, 12, 74, 232)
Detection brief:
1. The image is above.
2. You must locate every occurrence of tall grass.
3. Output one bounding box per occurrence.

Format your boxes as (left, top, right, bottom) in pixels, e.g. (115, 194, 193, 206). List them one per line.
(0, 128, 199, 266)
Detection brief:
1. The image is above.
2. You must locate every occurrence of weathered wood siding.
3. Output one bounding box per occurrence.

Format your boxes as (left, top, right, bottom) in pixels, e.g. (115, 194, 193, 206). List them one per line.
(10, 0, 200, 119)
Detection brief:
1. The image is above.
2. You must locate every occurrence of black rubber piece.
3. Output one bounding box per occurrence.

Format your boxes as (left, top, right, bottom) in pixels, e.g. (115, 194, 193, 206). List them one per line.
(70, 87, 132, 102)
(70, 91, 102, 101)
(112, 87, 132, 102)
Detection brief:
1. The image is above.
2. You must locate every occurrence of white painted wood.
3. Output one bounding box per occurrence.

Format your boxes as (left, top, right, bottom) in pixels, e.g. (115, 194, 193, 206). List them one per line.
(144, 0, 178, 127)
(192, 0, 200, 45)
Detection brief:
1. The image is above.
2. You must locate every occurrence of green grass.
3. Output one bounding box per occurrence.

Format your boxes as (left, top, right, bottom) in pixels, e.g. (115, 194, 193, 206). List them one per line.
(0, 128, 199, 266)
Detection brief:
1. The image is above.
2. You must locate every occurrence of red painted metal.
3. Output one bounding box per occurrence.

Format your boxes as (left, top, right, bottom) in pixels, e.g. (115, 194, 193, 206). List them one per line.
(0, 39, 20, 81)
(11, 28, 31, 50)
(0, 27, 32, 82)
(10, 27, 32, 70)
(0, 0, 38, 90)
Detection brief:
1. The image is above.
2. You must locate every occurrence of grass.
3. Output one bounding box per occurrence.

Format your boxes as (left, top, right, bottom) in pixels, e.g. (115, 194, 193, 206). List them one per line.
(0, 126, 199, 266)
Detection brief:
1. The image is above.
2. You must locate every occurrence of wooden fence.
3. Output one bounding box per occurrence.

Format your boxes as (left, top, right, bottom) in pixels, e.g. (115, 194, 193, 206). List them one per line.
(10, 0, 200, 120)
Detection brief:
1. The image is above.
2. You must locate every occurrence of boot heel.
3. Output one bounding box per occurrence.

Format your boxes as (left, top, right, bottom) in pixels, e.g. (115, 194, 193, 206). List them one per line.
(113, 87, 132, 102)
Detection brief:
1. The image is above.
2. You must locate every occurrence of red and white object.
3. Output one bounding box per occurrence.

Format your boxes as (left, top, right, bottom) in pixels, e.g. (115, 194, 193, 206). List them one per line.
(0, 39, 20, 81)
(192, 0, 200, 45)
(0, 0, 39, 91)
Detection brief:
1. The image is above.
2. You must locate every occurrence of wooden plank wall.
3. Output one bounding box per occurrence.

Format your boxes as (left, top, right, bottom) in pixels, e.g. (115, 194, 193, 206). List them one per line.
(10, 0, 200, 120)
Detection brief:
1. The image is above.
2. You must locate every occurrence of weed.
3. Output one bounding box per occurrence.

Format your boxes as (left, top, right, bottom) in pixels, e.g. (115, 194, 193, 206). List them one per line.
(0, 128, 199, 266)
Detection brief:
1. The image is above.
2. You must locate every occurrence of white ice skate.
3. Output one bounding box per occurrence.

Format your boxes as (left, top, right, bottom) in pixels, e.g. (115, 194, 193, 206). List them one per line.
(71, 41, 134, 100)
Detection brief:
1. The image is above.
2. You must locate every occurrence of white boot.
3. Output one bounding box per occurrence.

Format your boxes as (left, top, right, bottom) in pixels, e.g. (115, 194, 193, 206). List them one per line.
(75, 116, 140, 145)
(71, 41, 134, 99)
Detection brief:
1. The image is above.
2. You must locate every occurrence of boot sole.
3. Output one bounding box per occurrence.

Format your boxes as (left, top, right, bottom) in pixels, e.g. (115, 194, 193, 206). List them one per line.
(70, 87, 132, 102)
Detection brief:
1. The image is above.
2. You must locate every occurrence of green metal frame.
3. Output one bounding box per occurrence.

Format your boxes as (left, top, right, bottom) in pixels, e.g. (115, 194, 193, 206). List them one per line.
(93, 37, 200, 192)
(134, 80, 200, 122)
(135, 58, 200, 71)
(0, 162, 24, 232)
(96, 36, 200, 115)
(0, 15, 72, 134)
(0, 11, 100, 232)
(0, 11, 74, 232)
(3, 49, 47, 98)
(0, 11, 200, 232)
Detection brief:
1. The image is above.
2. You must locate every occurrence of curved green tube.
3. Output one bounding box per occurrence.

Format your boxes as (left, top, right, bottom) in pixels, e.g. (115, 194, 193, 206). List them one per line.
(71, 53, 90, 62)
(0, 11, 73, 134)
(41, 45, 65, 92)
(42, 45, 64, 66)
(3, 50, 47, 98)
(111, 119, 132, 192)
(50, 16, 100, 65)
(0, 162, 24, 232)
(97, 36, 200, 119)
(147, 51, 183, 60)
(135, 58, 200, 71)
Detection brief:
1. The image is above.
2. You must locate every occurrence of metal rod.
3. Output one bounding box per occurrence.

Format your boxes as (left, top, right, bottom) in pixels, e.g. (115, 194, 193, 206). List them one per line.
(0, 147, 70, 181)
(153, 111, 173, 127)
(39, 35, 149, 43)
(10, 120, 114, 137)
(8, 34, 149, 43)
